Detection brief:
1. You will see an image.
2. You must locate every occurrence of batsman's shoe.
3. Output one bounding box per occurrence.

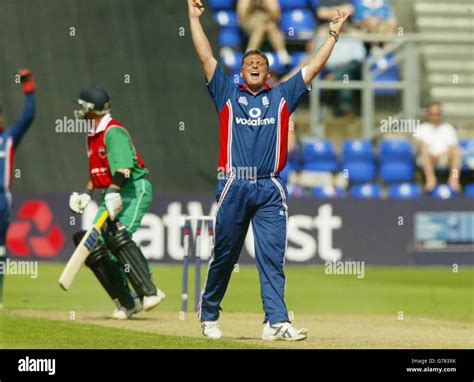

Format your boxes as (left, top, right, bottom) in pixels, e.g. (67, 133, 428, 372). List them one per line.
(111, 305, 139, 320)
(201, 321, 222, 340)
(143, 288, 166, 311)
(262, 322, 308, 341)
(134, 297, 144, 314)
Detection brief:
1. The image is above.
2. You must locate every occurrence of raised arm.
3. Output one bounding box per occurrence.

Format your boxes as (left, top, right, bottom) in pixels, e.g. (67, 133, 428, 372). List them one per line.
(188, 0, 217, 82)
(8, 69, 36, 147)
(303, 9, 349, 87)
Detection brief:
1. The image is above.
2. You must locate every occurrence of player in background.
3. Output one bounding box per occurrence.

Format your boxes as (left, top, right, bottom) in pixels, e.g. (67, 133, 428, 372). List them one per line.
(188, 0, 348, 340)
(70, 85, 165, 319)
(0, 69, 36, 308)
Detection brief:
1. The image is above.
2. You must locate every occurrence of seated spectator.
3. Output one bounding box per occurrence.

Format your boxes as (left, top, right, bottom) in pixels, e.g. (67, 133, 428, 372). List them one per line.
(415, 102, 462, 192)
(315, 0, 354, 25)
(352, 0, 397, 48)
(237, 0, 292, 65)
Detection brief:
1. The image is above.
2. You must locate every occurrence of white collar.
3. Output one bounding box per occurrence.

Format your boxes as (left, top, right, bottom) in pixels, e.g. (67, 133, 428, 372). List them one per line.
(95, 113, 112, 133)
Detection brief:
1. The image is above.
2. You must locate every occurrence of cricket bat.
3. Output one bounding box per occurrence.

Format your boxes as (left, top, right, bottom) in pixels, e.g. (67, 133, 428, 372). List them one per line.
(59, 210, 109, 291)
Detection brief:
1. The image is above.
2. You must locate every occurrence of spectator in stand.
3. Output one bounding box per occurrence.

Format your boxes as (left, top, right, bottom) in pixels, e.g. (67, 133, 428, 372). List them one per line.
(415, 102, 462, 192)
(237, 0, 292, 65)
(315, 0, 354, 25)
(352, 0, 397, 48)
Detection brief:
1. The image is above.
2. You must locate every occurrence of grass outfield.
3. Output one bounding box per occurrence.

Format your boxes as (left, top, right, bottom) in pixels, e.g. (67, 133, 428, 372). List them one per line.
(1, 263, 473, 349)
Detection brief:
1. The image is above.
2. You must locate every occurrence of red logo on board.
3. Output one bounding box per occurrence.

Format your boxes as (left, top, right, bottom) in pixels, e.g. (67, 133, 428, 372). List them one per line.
(7, 200, 65, 257)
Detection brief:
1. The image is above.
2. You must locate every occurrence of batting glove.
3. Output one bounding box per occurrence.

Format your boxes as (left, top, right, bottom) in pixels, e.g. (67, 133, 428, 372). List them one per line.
(69, 191, 91, 215)
(105, 188, 122, 220)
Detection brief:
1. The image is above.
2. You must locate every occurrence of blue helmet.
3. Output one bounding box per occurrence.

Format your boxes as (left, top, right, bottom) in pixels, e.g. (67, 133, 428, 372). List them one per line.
(74, 85, 111, 119)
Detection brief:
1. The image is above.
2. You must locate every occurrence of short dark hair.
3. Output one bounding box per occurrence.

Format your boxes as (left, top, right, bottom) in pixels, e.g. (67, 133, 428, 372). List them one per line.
(241, 49, 269, 68)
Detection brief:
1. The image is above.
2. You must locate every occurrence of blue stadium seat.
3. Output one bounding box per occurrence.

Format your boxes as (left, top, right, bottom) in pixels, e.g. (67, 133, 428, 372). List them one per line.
(350, 183, 382, 199)
(379, 139, 414, 183)
(219, 27, 241, 47)
(309, 0, 320, 8)
(220, 49, 243, 70)
(380, 162, 414, 183)
(279, 0, 308, 9)
(312, 185, 344, 198)
(344, 162, 376, 182)
(369, 54, 400, 96)
(281, 9, 317, 40)
(342, 140, 376, 183)
(379, 139, 413, 160)
(302, 140, 338, 172)
(287, 145, 304, 171)
(287, 184, 306, 198)
(388, 183, 422, 199)
(213, 10, 239, 28)
(209, 0, 235, 10)
(342, 139, 373, 160)
(429, 184, 457, 199)
(264, 52, 285, 74)
(464, 184, 474, 198)
(460, 139, 474, 172)
(289, 51, 307, 72)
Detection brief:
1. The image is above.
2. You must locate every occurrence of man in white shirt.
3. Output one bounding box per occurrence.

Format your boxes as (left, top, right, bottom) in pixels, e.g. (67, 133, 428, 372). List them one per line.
(415, 102, 461, 192)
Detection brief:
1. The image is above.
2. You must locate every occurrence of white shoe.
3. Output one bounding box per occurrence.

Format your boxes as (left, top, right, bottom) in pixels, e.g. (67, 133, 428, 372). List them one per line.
(262, 322, 308, 341)
(143, 288, 166, 311)
(201, 321, 222, 340)
(111, 296, 143, 320)
(111, 306, 137, 320)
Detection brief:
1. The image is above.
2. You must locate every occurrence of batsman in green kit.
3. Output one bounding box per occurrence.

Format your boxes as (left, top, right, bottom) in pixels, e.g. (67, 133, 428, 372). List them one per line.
(69, 85, 165, 320)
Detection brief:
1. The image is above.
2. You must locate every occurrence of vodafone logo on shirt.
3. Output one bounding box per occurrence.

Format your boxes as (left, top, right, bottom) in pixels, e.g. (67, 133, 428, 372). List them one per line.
(236, 108, 275, 126)
(249, 108, 261, 118)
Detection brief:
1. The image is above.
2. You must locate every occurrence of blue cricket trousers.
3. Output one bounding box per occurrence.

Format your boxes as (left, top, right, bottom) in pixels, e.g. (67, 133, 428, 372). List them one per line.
(200, 174, 289, 325)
